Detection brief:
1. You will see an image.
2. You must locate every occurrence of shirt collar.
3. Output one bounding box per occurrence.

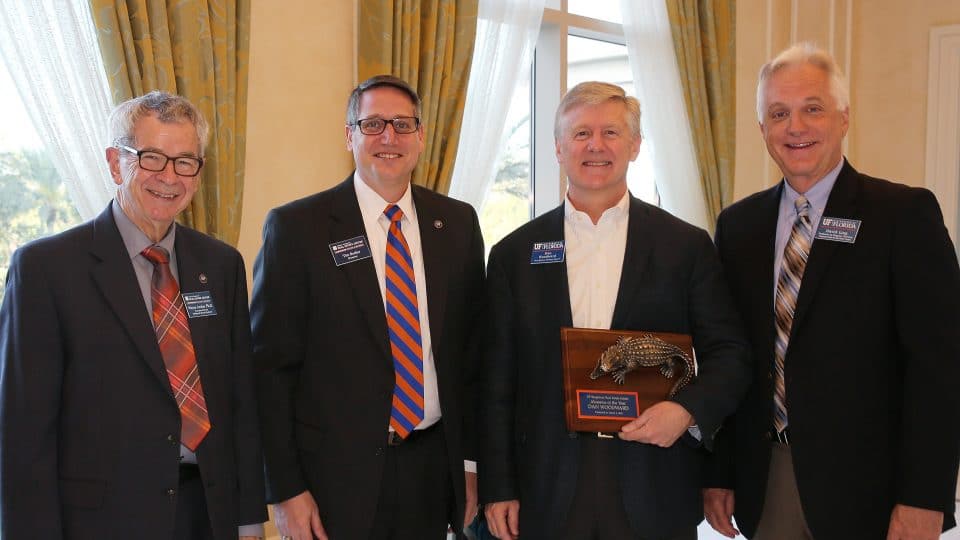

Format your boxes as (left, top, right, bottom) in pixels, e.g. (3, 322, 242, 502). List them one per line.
(564, 189, 630, 227)
(354, 171, 416, 225)
(780, 158, 844, 217)
(111, 199, 176, 259)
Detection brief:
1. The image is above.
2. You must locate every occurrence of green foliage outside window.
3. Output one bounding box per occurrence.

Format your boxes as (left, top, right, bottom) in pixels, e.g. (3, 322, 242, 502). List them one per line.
(0, 149, 81, 303)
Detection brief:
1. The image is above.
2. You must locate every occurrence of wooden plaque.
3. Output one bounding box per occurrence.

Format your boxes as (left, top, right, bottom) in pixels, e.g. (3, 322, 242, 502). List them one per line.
(560, 327, 696, 433)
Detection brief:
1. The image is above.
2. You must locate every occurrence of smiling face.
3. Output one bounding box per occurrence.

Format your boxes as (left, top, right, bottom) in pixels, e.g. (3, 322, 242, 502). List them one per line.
(107, 113, 201, 241)
(345, 86, 424, 199)
(555, 100, 641, 206)
(760, 62, 849, 193)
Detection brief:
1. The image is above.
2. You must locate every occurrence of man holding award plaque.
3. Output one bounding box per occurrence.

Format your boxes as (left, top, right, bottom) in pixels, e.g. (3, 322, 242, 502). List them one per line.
(481, 82, 751, 540)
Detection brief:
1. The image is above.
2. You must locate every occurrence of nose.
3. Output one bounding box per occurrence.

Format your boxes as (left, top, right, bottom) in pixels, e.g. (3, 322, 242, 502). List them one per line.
(379, 123, 399, 143)
(586, 132, 604, 151)
(786, 112, 807, 134)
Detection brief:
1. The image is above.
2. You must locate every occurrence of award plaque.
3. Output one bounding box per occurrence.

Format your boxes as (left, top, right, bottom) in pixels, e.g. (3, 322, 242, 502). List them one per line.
(560, 327, 696, 433)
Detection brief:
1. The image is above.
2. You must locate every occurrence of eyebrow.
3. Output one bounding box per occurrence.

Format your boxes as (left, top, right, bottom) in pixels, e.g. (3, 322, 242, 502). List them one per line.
(140, 146, 200, 158)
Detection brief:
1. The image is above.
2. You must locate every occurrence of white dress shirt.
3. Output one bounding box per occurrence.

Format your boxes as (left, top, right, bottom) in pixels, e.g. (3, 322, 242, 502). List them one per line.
(564, 192, 630, 330)
(353, 173, 441, 431)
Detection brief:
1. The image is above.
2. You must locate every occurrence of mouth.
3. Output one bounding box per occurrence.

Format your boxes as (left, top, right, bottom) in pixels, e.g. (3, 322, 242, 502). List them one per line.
(147, 188, 179, 200)
(375, 152, 402, 159)
(785, 141, 816, 150)
(582, 160, 612, 167)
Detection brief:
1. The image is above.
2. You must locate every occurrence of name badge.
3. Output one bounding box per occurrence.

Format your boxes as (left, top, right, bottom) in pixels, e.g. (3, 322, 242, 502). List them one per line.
(182, 291, 217, 318)
(815, 216, 861, 243)
(530, 241, 565, 265)
(329, 236, 372, 266)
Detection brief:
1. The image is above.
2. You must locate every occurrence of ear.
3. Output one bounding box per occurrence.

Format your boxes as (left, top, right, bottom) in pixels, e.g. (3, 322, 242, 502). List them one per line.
(839, 107, 850, 137)
(416, 124, 426, 152)
(106, 147, 123, 186)
(345, 124, 355, 151)
(629, 135, 642, 162)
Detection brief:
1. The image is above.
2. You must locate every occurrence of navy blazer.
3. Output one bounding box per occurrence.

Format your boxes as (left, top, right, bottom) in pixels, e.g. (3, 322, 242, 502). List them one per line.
(709, 161, 960, 539)
(0, 205, 266, 539)
(481, 195, 751, 539)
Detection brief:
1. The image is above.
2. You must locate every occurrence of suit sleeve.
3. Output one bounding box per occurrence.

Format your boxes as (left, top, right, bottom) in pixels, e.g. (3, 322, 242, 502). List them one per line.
(228, 253, 269, 524)
(250, 208, 311, 503)
(479, 243, 519, 503)
(460, 207, 486, 464)
(702, 212, 738, 487)
(890, 188, 960, 514)
(670, 228, 752, 451)
(0, 247, 65, 538)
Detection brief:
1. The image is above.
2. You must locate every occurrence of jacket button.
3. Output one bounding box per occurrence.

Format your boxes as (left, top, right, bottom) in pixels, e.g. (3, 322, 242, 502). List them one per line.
(764, 432, 772, 441)
(167, 434, 177, 445)
(166, 488, 176, 497)
(375, 447, 384, 456)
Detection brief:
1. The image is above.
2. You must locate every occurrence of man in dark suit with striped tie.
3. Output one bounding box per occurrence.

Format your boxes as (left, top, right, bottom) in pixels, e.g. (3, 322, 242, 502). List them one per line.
(703, 43, 960, 540)
(252, 75, 484, 540)
(0, 91, 266, 539)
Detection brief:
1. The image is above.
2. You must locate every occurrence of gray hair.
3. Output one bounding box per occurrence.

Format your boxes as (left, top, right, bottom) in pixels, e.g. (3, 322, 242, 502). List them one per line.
(109, 90, 210, 156)
(554, 81, 641, 140)
(346, 75, 422, 126)
(756, 42, 850, 122)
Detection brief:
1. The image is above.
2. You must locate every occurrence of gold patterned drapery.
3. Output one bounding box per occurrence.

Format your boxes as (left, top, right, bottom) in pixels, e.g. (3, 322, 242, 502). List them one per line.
(357, 0, 478, 195)
(667, 0, 735, 224)
(89, 0, 250, 246)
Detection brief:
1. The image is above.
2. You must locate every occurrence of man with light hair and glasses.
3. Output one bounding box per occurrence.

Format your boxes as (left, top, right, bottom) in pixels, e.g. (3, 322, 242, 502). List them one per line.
(704, 42, 960, 540)
(0, 90, 267, 539)
(252, 74, 483, 539)
(481, 81, 751, 540)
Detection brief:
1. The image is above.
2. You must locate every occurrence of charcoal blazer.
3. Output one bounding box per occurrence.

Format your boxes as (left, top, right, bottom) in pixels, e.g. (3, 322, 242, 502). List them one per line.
(0, 205, 267, 539)
(480, 195, 751, 539)
(709, 160, 960, 539)
(251, 175, 485, 538)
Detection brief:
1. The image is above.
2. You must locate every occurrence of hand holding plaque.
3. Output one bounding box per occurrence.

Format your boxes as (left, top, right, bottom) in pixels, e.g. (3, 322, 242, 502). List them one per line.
(561, 327, 696, 433)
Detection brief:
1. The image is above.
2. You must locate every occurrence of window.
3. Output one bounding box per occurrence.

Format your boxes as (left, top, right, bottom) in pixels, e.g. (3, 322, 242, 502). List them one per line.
(476, 2, 658, 250)
(0, 60, 81, 304)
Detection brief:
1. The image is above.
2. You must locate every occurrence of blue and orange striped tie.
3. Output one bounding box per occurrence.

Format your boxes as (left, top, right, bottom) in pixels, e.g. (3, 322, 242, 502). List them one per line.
(384, 204, 425, 438)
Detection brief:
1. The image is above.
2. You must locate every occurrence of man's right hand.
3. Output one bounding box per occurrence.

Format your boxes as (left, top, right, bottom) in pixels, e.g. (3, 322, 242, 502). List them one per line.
(703, 487, 739, 538)
(273, 490, 327, 540)
(485, 499, 520, 539)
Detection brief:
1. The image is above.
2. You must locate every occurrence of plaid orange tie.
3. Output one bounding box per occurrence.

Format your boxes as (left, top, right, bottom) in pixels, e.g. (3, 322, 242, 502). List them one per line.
(142, 246, 211, 451)
(383, 205, 425, 438)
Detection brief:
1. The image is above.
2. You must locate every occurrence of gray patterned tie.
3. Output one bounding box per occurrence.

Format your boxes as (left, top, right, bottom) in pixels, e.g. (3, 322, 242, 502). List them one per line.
(773, 195, 812, 433)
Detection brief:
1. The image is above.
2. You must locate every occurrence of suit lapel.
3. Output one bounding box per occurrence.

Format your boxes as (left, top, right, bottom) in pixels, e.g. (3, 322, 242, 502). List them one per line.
(173, 231, 216, 399)
(412, 187, 450, 350)
(750, 185, 782, 362)
(610, 197, 654, 328)
(543, 206, 574, 329)
(89, 206, 170, 388)
(791, 162, 860, 335)
(329, 176, 391, 360)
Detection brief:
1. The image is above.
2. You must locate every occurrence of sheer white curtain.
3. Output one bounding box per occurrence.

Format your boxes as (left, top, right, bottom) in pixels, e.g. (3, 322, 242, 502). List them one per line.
(448, 0, 545, 211)
(0, 0, 114, 220)
(620, 0, 710, 231)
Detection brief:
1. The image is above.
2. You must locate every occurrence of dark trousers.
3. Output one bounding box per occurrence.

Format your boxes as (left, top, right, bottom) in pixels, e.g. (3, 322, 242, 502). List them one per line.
(561, 437, 697, 540)
(368, 421, 454, 540)
(174, 464, 214, 540)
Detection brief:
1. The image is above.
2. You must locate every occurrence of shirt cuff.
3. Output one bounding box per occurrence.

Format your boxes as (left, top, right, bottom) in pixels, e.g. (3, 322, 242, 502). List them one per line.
(687, 424, 702, 441)
(464, 459, 477, 473)
(239, 523, 266, 537)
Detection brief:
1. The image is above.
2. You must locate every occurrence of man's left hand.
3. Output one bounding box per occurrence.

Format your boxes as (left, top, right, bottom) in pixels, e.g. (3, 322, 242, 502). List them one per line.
(464, 471, 479, 529)
(618, 401, 693, 447)
(886, 504, 943, 540)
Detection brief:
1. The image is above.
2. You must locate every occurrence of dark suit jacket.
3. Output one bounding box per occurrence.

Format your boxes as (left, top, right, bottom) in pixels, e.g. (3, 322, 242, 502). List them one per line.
(709, 161, 960, 539)
(480, 195, 751, 539)
(251, 175, 485, 539)
(0, 205, 267, 539)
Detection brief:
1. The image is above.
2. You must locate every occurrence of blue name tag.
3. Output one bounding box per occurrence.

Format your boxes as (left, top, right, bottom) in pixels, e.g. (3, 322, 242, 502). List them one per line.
(182, 291, 217, 318)
(815, 216, 861, 243)
(329, 236, 372, 266)
(530, 241, 565, 265)
(576, 390, 639, 420)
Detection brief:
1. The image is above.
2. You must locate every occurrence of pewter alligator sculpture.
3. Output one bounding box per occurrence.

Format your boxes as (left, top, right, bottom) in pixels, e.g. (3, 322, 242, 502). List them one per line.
(589, 334, 695, 397)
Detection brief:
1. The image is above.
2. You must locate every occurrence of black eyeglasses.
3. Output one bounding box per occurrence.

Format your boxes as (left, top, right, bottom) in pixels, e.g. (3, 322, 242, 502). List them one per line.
(350, 116, 420, 135)
(117, 144, 204, 177)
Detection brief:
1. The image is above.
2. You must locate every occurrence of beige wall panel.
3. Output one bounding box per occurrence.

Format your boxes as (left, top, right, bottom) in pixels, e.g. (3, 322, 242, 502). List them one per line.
(238, 0, 356, 284)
